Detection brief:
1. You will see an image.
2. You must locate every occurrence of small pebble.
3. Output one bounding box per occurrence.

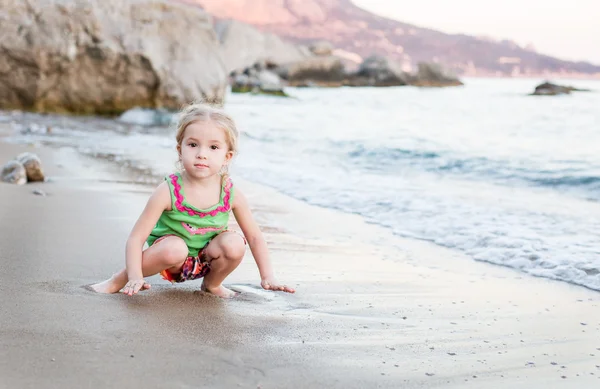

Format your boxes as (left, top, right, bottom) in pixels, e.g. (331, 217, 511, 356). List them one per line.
(51, 358, 55, 362)
(447, 352, 456, 356)
(425, 373, 435, 377)
(130, 355, 134, 358)
(33, 189, 46, 196)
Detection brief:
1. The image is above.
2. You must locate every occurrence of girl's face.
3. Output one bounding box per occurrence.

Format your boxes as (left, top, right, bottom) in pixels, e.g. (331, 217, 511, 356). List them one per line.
(177, 121, 233, 179)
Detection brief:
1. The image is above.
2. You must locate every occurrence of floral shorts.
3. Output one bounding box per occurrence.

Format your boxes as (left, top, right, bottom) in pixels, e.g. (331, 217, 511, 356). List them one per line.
(152, 232, 246, 283)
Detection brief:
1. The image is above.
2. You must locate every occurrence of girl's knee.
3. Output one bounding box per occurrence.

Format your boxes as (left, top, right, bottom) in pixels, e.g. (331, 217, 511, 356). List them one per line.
(161, 237, 188, 266)
(216, 233, 246, 261)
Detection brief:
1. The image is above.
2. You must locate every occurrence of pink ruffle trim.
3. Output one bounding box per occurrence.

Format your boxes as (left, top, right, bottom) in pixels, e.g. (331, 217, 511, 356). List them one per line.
(170, 174, 232, 218)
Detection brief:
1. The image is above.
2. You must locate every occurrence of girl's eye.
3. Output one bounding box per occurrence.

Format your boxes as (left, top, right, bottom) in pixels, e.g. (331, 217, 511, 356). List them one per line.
(210, 145, 219, 150)
(188, 143, 197, 147)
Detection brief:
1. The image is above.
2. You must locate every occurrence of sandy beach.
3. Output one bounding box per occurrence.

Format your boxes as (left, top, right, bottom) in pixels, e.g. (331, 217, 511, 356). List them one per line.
(1, 136, 600, 389)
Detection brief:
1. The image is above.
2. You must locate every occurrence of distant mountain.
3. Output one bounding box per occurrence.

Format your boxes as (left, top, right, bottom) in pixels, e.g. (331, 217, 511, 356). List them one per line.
(189, 0, 600, 77)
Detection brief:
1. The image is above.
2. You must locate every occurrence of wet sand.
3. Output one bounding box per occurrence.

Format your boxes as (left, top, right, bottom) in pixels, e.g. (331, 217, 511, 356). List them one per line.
(1, 138, 600, 389)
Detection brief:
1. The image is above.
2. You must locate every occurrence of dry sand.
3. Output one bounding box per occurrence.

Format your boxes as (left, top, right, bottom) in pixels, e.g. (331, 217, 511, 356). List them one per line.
(1, 138, 600, 389)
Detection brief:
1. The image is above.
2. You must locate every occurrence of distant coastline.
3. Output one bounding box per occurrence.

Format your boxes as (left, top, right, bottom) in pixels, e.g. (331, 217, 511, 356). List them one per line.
(192, 0, 600, 79)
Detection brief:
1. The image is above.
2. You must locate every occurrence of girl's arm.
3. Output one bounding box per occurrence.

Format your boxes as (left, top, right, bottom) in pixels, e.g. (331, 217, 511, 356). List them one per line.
(125, 182, 171, 285)
(232, 188, 295, 293)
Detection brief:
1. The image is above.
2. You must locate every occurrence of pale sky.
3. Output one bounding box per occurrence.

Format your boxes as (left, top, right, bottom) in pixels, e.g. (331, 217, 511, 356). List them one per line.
(352, 0, 600, 65)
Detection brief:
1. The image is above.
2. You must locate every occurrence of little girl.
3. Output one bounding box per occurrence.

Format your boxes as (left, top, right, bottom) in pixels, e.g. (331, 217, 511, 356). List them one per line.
(91, 103, 295, 298)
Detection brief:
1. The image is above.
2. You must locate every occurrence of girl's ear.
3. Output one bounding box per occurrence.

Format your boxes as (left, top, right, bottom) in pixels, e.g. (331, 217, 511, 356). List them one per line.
(225, 150, 234, 162)
(176, 144, 181, 156)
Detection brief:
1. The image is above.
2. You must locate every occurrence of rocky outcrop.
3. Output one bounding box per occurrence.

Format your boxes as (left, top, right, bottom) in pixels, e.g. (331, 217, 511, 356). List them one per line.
(231, 63, 288, 97)
(1, 152, 44, 185)
(232, 49, 463, 92)
(0, 0, 227, 115)
(409, 63, 463, 87)
(531, 81, 590, 96)
(216, 20, 310, 74)
(345, 55, 408, 87)
(343, 57, 462, 87)
(277, 56, 346, 86)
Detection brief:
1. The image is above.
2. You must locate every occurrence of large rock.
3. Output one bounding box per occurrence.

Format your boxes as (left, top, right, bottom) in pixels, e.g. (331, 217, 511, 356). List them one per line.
(0, 0, 228, 115)
(16, 152, 45, 182)
(277, 56, 346, 86)
(216, 20, 310, 74)
(531, 81, 590, 96)
(232, 66, 288, 97)
(346, 55, 408, 87)
(1, 160, 27, 185)
(409, 62, 463, 87)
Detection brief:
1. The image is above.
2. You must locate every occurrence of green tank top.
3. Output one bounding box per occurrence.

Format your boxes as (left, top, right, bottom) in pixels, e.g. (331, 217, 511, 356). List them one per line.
(147, 172, 234, 257)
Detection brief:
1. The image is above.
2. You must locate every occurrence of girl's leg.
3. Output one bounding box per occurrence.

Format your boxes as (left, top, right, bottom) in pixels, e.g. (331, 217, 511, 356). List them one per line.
(201, 231, 246, 298)
(90, 236, 189, 294)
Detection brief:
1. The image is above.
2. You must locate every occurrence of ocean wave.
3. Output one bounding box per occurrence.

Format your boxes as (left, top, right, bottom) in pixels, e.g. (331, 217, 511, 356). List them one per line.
(341, 142, 600, 195)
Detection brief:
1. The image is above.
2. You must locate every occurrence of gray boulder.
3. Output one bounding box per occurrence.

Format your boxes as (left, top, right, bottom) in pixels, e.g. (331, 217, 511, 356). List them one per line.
(1, 160, 27, 185)
(278, 56, 346, 86)
(347, 55, 408, 87)
(16, 152, 45, 182)
(409, 62, 463, 87)
(531, 81, 590, 96)
(232, 68, 287, 97)
(0, 0, 227, 114)
(216, 20, 309, 74)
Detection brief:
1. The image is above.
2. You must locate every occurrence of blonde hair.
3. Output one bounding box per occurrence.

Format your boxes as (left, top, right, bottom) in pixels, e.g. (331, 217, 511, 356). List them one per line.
(175, 103, 239, 177)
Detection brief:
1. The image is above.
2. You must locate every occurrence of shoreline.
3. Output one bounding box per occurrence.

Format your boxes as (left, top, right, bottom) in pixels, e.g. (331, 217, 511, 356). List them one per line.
(1, 136, 600, 388)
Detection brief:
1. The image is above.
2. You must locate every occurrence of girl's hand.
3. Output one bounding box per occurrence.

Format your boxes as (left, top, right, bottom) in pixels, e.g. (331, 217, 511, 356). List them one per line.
(122, 279, 151, 296)
(261, 277, 295, 293)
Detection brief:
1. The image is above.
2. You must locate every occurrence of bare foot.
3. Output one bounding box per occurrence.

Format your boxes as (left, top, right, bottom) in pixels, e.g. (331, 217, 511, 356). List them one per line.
(90, 276, 134, 294)
(201, 283, 238, 299)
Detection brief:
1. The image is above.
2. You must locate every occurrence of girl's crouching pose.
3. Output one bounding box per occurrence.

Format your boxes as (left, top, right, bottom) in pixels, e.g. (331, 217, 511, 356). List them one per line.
(91, 103, 294, 298)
